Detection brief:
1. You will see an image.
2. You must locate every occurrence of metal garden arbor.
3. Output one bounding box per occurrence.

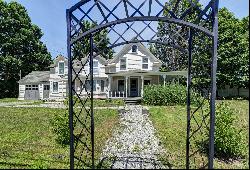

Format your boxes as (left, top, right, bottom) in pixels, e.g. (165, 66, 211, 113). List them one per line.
(66, 0, 219, 169)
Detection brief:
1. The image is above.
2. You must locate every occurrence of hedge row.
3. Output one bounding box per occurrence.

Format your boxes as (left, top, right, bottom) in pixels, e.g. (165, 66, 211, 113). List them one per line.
(143, 84, 202, 106)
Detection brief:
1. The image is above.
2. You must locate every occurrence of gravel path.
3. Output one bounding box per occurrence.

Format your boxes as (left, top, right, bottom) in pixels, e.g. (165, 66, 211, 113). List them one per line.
(100, 105, 167, 169)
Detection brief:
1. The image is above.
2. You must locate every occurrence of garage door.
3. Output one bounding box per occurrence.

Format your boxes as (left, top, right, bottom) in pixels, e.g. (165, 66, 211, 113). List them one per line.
(25, 85, 39, 100)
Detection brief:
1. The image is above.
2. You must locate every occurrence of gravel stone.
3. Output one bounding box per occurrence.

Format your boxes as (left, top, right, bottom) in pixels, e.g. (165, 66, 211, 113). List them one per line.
(100, 105, 167, 169)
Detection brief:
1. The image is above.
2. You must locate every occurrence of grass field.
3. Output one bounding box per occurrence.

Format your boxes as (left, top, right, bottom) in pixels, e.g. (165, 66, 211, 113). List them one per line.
(149, 100, 249, 169)
(0, 98, 37, 103)
(0, 107, 118, 169)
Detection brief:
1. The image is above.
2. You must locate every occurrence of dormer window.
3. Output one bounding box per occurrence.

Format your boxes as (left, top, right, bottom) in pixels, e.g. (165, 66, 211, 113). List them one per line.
(142, 57, 149, 69)
(132, 45, 138, 53)
(58, 62, 65, 75)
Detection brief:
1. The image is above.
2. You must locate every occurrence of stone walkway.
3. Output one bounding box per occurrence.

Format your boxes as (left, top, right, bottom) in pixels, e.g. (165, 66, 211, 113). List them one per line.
(100, 105, 167, 169)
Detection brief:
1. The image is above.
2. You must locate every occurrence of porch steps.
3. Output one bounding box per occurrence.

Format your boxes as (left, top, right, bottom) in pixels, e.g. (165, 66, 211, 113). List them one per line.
(124, 97, 142, 105)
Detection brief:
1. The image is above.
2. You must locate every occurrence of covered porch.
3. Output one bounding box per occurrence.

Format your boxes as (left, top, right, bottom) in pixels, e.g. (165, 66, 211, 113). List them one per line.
(107, 70, 187, 99)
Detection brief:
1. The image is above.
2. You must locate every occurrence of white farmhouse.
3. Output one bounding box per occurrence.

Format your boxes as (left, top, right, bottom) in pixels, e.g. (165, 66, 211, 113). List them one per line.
(18, 42, 187, 100)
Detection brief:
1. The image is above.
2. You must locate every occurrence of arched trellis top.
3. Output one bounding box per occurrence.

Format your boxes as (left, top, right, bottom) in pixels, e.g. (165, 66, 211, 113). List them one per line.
(68, 16, 214, 45)
(67, 0, 216, 27)
(67, 0, 219, 169)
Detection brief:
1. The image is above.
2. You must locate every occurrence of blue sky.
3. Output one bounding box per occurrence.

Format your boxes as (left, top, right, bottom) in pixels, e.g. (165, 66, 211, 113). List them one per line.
(4, 0, 249, 59)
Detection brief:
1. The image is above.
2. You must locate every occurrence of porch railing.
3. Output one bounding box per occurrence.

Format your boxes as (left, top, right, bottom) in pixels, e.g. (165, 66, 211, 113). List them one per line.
(109, 91, 126, 98)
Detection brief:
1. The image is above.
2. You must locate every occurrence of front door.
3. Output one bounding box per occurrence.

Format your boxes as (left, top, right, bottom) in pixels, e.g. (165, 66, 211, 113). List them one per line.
(130, 78, 138, 97)
(43, 85, 50, 99)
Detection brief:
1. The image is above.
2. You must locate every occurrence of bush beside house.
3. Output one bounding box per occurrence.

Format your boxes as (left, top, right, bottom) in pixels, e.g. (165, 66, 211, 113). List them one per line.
(143, 84, 203, 106)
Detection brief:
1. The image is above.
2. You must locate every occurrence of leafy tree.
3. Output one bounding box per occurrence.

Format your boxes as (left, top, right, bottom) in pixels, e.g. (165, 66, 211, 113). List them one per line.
(217, 8, 249, 88)
(72, 20, 113, 60)
(151, 1, 249, 89)
(150, 0, 202, 72)
(0, 0, 52, 98)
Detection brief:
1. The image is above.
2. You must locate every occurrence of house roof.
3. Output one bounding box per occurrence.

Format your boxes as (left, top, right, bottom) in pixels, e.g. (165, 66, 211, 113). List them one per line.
(108, 40, 162, 64)
(72, 54, 108, 67)
(49, 55, 68, 68)
(18, 71, 50, 84)
(106, 70, 188, 77)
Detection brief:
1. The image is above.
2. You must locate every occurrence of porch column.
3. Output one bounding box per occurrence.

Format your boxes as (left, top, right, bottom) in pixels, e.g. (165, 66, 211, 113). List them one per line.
(141, 75, 144, 97)
(108, 76, 112, 98)
(125, 76, 128, 98)
(163, 75, 166, 86)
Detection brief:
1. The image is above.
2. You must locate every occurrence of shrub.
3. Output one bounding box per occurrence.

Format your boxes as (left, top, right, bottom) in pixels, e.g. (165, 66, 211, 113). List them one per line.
(200, 101, 247, 159)
(50, 110, 70, 146)
(213, 101, 246, 159)
(143, 84, 202, 106)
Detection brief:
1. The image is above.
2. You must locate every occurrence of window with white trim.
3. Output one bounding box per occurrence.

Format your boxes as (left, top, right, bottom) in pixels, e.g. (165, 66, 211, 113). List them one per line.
(144, 80, 151, 86)
(93, 80, 96, 92)
(118, 80, 125, 92)
(120, 58, 126, 70)
(44, 85, 50, 90)
(132, 45, 138, 53)
(101, 80, 105, 92)
(85, 80, 97, 92)
(58, 62, 64, 75)
(53, 82, 58, 92)
(93, 61, 98, 74)
(142, 57, 149, 69)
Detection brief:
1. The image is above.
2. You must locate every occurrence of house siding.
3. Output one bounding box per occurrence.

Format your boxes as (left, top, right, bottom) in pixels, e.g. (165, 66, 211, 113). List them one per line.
(39, 84, 43, 99)
(18, 84, 26, 100)
(18, 44, 167, 100)
(111, 53, 156, 72)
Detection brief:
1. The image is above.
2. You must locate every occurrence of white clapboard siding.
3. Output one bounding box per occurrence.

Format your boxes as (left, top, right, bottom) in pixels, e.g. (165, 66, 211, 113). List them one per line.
(80, 59, 108, 78)
(39, 84, 43, 99)
(113, 50, 158, 72)
(18, 84, 26, 100)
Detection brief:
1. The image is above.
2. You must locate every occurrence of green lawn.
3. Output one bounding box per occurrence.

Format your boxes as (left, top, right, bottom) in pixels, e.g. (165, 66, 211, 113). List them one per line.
(0, 98, 44, 105)
(0, 98, 29, 103)
(149, 100, 249, 169)
(0, 107, 118, 169)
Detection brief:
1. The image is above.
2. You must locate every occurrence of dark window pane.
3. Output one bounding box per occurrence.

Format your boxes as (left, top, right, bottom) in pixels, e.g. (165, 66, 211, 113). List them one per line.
(132, 45, 137, 53)
(93, 61, 98, 67)
(120, 58, 126, 70)
(142, 64, 148, 69)
(144, 80, 151, 86)
(59, 62, 64, 74)
(44, 85, 50, 90)
(85, 80, 96, 91)
(93, 68, 98, 74)
(53, 82, 58, 92)
(120, 59, 126, 63)
(101, 80, 105, 92)
(118, 80, 125, 92)
(143, 57, 148, 63)
(93, 80, 96, 92)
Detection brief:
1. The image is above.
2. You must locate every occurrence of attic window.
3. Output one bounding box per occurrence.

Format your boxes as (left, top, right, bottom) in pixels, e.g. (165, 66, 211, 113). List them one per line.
(132, 45, 138, 53)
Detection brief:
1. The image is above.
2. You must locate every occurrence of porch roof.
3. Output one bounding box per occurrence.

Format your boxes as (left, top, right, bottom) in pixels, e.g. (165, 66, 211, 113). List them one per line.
(106, 70, 188, 77)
